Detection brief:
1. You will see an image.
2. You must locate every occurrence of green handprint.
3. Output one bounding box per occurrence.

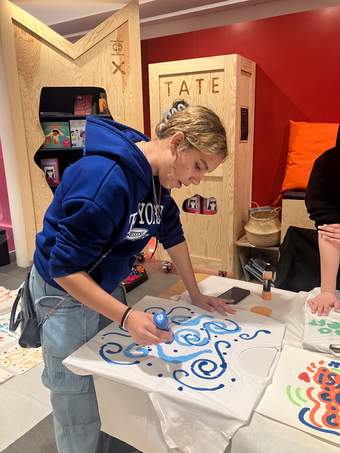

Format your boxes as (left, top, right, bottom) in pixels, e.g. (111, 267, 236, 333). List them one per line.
(309, 319, 326, 327)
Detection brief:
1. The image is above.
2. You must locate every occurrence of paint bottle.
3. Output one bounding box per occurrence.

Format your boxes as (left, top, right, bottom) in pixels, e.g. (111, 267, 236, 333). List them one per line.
(262, 262, 272, 300)
(153, 312, 173, 344)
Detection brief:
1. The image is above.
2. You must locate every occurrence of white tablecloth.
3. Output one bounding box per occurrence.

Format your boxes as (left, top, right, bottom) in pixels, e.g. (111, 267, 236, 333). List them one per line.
(65, 277, 339, 453)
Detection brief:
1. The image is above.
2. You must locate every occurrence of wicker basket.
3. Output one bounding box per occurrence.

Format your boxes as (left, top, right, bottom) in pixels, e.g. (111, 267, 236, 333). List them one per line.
(244, 209, 281, 247)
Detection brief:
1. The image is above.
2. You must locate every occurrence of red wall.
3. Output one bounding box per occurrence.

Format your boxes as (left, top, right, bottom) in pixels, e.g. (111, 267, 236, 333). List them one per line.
(141, 6, 340, 204)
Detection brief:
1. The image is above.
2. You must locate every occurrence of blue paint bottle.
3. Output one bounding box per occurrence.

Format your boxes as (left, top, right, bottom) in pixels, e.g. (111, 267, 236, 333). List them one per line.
(153, 312, 173, 344)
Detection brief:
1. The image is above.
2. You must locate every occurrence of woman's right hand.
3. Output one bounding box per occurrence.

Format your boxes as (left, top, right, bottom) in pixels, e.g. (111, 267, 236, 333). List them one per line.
(124, 310, 173, 345)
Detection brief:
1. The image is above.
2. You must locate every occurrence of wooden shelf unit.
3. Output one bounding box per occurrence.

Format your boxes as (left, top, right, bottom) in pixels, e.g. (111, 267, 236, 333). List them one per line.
(35, 86, 113, 192)
(235, 235, 279, 282)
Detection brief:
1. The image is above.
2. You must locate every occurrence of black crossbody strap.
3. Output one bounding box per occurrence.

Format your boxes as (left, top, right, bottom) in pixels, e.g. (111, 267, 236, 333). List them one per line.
(9, 247, 115, 333)
(9, 287, 23, 332)
(39, 246, 114, 326)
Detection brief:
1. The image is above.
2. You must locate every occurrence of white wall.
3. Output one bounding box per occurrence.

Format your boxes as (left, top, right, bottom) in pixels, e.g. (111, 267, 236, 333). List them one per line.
(13, 0, 340, 40)
(0, 44, 31, 266)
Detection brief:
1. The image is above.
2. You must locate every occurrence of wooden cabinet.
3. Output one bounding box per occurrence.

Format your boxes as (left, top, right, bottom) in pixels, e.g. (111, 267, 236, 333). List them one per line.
(149, 55, 256, 277)
(0, 0, 143, 266)
(35, 87, 112, 192)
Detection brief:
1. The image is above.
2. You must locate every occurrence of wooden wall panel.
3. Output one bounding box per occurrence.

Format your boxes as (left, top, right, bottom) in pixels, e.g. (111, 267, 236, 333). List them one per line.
(0, 0, 143, 263)
(281, 199, 315, 241)
(149, 55, 255, 276)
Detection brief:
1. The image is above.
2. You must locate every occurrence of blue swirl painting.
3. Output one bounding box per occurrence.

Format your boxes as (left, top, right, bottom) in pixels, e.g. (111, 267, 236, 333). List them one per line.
(99, 305, 271, 392)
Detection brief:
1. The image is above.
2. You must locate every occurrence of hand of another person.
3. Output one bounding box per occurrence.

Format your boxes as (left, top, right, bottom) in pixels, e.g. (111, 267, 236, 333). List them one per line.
(125, 310, 173, 345)
(318, 224, 340, 245)
(191, 293, 236, 315)
(308, 292, 340, 316)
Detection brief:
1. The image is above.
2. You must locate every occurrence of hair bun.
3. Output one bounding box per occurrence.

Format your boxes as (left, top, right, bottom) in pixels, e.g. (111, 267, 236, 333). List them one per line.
(163, 99, 188, 123)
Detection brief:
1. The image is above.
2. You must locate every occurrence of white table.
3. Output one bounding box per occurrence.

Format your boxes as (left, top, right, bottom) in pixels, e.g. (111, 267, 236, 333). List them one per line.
(65, 277, 339, 453)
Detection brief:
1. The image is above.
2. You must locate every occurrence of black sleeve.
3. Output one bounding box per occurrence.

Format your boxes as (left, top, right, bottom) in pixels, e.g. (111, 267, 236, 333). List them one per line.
(305, 148, 340, 227)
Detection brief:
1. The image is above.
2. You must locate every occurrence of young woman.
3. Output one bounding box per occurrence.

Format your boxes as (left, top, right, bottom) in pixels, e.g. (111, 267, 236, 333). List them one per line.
(29, 101, 235, 453)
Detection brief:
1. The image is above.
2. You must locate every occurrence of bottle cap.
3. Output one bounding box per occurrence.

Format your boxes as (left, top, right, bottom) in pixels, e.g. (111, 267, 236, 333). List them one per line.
(264, 262, 272, 271)
(153, 312, 169, 331)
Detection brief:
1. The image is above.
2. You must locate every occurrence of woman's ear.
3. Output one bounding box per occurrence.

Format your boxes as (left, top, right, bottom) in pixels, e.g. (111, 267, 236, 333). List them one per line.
(170, 131, 185, 157)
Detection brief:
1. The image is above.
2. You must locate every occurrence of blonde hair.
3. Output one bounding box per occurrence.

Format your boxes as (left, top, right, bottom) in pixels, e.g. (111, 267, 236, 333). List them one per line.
(155, 100, 227, 158)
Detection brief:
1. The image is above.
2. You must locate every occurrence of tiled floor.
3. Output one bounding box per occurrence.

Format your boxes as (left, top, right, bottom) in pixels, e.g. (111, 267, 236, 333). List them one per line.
(0, 256, 180, 453)
(0, 256, 30, 290)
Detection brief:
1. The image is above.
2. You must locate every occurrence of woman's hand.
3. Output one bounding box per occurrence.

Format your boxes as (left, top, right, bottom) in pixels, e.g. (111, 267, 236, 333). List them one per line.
(124, 310, 173, 345)
(190, 293, 236, 315)
(318, 224, 340, 245)
(308, 292, 340, 316)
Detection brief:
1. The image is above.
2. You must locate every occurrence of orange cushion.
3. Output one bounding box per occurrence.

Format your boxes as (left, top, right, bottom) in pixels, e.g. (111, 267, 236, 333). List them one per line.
(281, 121, 339, 193)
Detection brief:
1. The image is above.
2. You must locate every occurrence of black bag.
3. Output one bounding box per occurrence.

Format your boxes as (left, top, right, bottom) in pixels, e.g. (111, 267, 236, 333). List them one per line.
(9, 271, 41, 348)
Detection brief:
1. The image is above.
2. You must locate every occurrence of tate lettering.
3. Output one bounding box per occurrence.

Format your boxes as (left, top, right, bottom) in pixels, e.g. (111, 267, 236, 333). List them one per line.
(164, 77, 220, 96)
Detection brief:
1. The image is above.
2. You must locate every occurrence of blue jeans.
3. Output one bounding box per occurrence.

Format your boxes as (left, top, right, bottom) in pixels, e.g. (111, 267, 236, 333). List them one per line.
(29, 265, 127, 453)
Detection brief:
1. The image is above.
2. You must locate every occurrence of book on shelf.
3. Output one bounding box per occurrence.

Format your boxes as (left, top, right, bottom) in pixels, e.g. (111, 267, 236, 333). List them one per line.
(98, 92, 109, 114)
(202, 196, 217, 215)
(249, 257, 266, 274)
(244, 263, 263, 282)
(41, 121, 71, 149)
(40, 158, 60, 187)
(70, 119, 86, 148)
(74, 94, 93, 115)
(250, 257, 276, 279)
(244, 257, 275, 284)
(184, 195, 201, 213)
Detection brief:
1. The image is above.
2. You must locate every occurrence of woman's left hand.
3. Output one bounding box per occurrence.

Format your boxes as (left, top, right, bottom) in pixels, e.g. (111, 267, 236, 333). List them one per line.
(191, 293, 236, 315)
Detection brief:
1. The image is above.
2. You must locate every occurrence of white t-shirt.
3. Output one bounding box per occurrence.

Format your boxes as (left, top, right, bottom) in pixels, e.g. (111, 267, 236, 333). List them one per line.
(65, 296, 285, 453)
(257, 345, 340, 444)
(178, 276, 305, 348)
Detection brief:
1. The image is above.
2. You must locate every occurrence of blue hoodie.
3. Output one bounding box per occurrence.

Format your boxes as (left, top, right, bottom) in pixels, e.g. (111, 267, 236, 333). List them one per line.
(34, 116, 185, 293)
